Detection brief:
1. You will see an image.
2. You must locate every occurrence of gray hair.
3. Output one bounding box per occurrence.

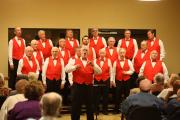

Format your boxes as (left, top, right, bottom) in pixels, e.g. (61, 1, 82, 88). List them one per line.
(154, 73, 165, 84)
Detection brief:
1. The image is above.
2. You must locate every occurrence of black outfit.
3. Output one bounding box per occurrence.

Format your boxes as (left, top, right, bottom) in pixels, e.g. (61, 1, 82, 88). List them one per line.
(46, 78, 62, 94)
(71, 83, 94, 120)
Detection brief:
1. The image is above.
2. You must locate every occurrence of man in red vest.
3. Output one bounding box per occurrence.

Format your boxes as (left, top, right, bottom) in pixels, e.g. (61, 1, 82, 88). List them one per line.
(117, 29, 138, 60)
(139, 50, 169, 82)
(112, 48, 134, 113)
(42, 47, 65, 94)
(65, 29, 79, 56)
(102, 37, 119, 64)
(37, 30, 53, 59)
(65, 47, 102, 120)
(147, 29, 166, 60)
(9, 27, 26, 89)
(94, 49, 113, 115)
(31, 40, 44, 81)
(89, 28, 107, 58)
(17, 46, 39, 77)
(81, 35, 96, 60)
(132, 40, 150, 87)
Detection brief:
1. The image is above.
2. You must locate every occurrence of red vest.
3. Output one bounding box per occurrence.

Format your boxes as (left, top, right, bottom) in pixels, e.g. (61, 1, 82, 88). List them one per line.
(143, 60, 163, 82)
(65, 38, 79, 56)
(105, 47, 118, 64)
(133, 50, 150, 73)
(21, 56, 37, 75)
(46, 56, 62, 80)
(95, 58, 110, 81)
(115, 59, 131, 81)
(12, 38, 25, 60)
(120, 38, 135, 59)
(73, 59, 94, 85)
(89, 36, 105, 58)
(34, 51, 43, 71)
(37, 39, 52, 59)
(87, 47, 94, 61)
(147, 38, 160, 60)
(58, 48, 70, 65)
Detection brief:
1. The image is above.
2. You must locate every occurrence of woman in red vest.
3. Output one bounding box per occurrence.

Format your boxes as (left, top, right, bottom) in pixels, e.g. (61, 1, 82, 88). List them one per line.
(89, 28, 107, 58)
(139, 50, 169, 82)
(117, 29, 138, 60)
(65, 47, 102, 120)
(42, 47, 65, 94)
(17, 46, 40, 77)
(65, 29, 79, 56)
(94, 49, 113, 115)
(147, 29, 166, 60)
(112, 48, 134, 113)
(37, 30, 53, 59)
(8, 27, 26, 90)
(31, 40, 44, 81)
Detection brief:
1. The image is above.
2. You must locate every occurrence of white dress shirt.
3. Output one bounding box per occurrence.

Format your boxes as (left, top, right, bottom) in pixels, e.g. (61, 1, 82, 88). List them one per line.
(139, 60, 169, 82)
(42, 57, 65, 85)
(8, 36, 26, 65)
(40, 39, 53, 48)
(117, 38, 138, 56)
(94, 58, 114, 82)
(65, 57, 102, 76)
(17, 56, 40, 75)
(67, 38, 80, 47)
(150, 37, 166, 60)
(0, 94, 27, 120)
(33, 51, 44, 67)
(58, 47, 70, 58)
(93, 36, 107, 47)
(112, 58, 134, 82)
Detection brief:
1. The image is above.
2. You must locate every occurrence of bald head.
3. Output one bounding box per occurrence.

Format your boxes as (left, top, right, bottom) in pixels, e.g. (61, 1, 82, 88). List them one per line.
(40, 92, 62, 117)
(31, 40, 38, 50)
(139, 79, 152, 92)
(99, 49, 106, 58)
(150, 50, 158, 60)
(119, 48, 126, 59)
(91, 28, 99, 37)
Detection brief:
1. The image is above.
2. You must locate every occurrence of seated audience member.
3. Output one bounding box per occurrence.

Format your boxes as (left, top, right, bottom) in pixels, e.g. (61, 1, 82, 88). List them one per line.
(0, 73, 11, 108)
(166, 80, 180, 101)
(158, 73, 179, 101)
(28, 72, 38, 81)
(151, 73, 165, 96)
(39, 92, 63, 120)
(8, 80, 45, 120)
(166, 89, 180, 118)
(0, 79, 28, 120)
(121, 79, 164, 115)
(129, 76, 145, 96)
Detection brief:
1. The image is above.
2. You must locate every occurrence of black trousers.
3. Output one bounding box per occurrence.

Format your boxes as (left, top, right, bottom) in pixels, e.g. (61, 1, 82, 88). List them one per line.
(93, 79, 109, 113)
(46, 78, 61, 94)
(114, 80, 131, 111)
(131, 72, 139, 88)
(71, 83, 94, 120)
(8, 59, 19, 90)
(38, 71, 42, 81)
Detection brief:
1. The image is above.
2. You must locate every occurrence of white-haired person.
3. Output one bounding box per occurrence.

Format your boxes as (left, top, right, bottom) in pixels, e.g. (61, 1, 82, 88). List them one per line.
(17, 46, 40, 77)
(39, 92, 62, 120)
(37, 30, 53, 59)
(112, 48, 134, 113)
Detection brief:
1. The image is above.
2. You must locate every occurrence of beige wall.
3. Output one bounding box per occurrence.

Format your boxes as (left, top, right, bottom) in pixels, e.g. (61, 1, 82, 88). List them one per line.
(0, 0, 180, 76)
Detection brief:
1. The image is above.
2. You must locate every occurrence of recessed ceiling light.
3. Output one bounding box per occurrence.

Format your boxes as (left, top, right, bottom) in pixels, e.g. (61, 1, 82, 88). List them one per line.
(138, 0, 161, 1)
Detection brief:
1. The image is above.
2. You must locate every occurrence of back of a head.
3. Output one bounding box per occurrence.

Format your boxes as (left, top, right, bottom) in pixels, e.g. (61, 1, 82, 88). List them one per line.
(15, 79, 29, 94)
(173, 80, 180, 94)
(154, 73, 165, 85)
(136, 76, 146, 87)
(40, 92, 62, 117)
(28, 72, 38, 81)
(24, 81, 44, 100)
(139, 79, 152, 92)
